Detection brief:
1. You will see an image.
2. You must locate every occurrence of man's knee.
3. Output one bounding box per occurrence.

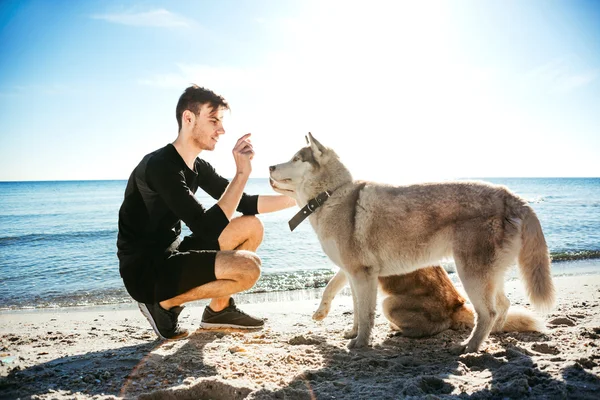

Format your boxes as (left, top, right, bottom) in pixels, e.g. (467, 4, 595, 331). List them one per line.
(244, 215, 264, 243)
(235, 250, 261, 287)
(215, 248, 261, 291)
(246, 251, 261, 283)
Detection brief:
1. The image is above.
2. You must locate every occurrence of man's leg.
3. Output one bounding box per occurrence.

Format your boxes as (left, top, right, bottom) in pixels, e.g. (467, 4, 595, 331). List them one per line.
(218, 215, 264, 251)
(158, 249, 261, 309)
(159, 216, 264, 311)
(139, 216, 264, 338)
(209, 215, 264, 311)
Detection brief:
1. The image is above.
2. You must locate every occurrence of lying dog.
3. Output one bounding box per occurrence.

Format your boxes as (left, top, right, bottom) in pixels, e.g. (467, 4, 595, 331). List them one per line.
(270, 133, 554, 352)
(313, 266, 543, 338)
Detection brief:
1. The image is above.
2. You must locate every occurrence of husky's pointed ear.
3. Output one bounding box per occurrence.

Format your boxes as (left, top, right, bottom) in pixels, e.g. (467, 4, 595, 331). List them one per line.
(308, 132, 325, 157)
(305, 135, 309, 145)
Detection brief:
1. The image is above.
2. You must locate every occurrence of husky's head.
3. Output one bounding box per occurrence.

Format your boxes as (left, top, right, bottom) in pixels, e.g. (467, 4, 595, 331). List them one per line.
(269, 132, 352, 204)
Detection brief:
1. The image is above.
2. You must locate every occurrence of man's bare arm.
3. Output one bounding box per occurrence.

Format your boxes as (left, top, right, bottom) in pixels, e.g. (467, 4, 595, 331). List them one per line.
(257, 195, 296, 214)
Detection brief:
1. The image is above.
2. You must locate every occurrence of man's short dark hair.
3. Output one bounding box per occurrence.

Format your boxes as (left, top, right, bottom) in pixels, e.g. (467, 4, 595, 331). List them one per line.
(176, 85, 229, 132)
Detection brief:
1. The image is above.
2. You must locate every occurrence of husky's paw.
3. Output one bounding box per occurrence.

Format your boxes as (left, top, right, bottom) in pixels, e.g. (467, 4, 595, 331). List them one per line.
(312, 305, 330, 321)
(454, 339, 482, 354)
(461, 340, 481, 353)
(464, 341, 483, 354)
(343, 328, 358, 339)
(449, 344, 467, 355)
(347, 337, 369, 349)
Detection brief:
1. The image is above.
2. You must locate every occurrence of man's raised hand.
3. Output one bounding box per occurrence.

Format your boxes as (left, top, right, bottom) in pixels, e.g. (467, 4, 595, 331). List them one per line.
(233, 133, 254, 176)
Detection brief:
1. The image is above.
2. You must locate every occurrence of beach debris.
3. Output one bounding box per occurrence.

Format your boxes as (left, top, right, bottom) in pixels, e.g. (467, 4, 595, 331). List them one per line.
(401, 376, 454, 397)
(548, 316, 576, 327)
(575, 358, 598, 369)
(228, 346, 246, 354)
(459, 353, 505, 370)
(580, 327, 600, 339)
(0, 356, 15, 365)
(531, 343, 560, 355)
(243, 338, 272, 345)
(288, 335, 320, 346)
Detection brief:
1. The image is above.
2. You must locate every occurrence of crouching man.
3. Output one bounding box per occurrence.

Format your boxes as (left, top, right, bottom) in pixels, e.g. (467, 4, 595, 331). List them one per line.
(117, 85, 295, 339)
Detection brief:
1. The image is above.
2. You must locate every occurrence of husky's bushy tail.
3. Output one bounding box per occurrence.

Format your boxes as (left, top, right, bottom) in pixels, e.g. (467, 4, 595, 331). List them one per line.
(453, 304, 545, 332)
(518, 207, 555, 311)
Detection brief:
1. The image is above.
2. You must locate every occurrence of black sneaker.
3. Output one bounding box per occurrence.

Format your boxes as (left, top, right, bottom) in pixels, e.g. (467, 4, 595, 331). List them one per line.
(138, 302, 189, 340)
(200, 298, 264, 329)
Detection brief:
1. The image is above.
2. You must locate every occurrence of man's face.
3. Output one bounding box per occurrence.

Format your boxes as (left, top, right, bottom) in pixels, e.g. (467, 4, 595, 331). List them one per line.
(191, 103, 225, 151)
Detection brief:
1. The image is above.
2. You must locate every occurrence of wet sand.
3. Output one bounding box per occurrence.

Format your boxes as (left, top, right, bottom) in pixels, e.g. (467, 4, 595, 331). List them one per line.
(1, 274, 600, 399)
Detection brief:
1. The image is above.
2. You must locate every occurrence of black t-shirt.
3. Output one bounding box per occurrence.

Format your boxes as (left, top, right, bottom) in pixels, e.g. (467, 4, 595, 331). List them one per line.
(116, 144, 258, 271)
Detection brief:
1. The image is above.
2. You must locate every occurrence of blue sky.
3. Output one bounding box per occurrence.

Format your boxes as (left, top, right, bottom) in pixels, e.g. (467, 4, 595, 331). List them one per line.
(0, 0, 599, 182)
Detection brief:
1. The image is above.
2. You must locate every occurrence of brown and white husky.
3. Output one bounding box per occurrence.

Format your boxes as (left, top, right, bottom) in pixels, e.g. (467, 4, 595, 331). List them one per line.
(269, 133, 554, 352)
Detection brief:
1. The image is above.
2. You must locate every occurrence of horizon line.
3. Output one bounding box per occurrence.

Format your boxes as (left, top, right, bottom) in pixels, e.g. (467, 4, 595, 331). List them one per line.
(1, 176, 599, 184)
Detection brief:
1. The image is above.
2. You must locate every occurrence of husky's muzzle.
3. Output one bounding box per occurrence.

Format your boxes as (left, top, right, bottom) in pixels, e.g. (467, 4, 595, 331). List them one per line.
(268, 165, 295, 194)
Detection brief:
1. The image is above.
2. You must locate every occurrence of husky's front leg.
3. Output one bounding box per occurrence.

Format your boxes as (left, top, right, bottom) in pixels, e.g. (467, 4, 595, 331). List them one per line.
(347, 269, 378, 348)
(313, 269, 348, 321)
(344, 276, 359, 339)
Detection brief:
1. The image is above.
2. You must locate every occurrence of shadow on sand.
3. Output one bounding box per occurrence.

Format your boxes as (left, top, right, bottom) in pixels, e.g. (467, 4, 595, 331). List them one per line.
(0, 330, 228, 399)
(2, 324, 599, 399)
(246, 329, 600, 399)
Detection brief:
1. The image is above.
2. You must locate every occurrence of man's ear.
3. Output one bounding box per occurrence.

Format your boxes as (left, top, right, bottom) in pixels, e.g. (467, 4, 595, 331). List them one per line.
(307, 132, 325, 157)
(183, 110, 195, 126)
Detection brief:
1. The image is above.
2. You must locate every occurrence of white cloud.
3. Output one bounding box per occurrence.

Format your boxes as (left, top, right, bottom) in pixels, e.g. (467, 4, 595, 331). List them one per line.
(0, 83, 74, 97)
(528, 57, 598, 94)
(554, 70, 598, 93)
(137, 64, 261, 94)
(91, 9, 191, 28)
(138, 73, 189, 88)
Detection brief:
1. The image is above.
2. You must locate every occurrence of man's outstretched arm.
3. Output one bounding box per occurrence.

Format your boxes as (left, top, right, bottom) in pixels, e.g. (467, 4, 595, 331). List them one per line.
(257, 195, 296, 214)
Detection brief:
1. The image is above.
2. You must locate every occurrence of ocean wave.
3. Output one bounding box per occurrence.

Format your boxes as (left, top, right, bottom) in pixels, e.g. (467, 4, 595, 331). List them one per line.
(1, 256, 599, 310)
(0, 229, 117, 246)
(0, 270, 338, 310)
(551, 250, 600, 262)
(249, 269, 335, 293)
(526, 196, 546, 204)
(0, 287, 131, 310)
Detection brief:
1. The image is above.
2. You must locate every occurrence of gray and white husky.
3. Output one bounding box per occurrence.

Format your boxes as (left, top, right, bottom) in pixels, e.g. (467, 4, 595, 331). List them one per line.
(269, 133, 555, 353)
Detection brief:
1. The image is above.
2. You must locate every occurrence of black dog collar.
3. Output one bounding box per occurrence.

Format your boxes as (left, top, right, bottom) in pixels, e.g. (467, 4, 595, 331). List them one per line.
(288, 190, 332, 231)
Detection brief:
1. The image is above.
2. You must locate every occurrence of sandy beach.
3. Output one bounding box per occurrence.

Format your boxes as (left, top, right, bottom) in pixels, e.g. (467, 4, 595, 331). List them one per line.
(1, 273, 600, 399)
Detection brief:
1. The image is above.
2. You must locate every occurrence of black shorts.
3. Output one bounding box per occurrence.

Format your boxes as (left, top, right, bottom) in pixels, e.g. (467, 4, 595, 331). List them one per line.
(121, 235, 220, 304)
(154, 235, 220, 303)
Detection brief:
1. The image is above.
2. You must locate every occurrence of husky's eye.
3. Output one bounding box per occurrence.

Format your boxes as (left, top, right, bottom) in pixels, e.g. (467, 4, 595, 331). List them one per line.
(293, 156, 300, 162)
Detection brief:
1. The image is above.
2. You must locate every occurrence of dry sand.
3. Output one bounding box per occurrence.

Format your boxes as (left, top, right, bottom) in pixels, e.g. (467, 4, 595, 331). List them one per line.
(1, 274, 600, 399)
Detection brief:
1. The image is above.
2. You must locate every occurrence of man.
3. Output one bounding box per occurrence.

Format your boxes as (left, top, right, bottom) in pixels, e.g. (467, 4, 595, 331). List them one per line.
(117, 85, 296, 340)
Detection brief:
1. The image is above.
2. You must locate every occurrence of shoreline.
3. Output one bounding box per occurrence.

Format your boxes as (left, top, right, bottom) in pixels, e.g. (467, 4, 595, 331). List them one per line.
(1, 274, 600, 399)
(0, 286, 342, 316)
(2, 258, 600, 313)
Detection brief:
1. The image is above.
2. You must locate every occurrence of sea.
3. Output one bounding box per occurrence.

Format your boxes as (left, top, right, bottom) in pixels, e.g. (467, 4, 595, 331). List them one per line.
(0, 178, 599, 310)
